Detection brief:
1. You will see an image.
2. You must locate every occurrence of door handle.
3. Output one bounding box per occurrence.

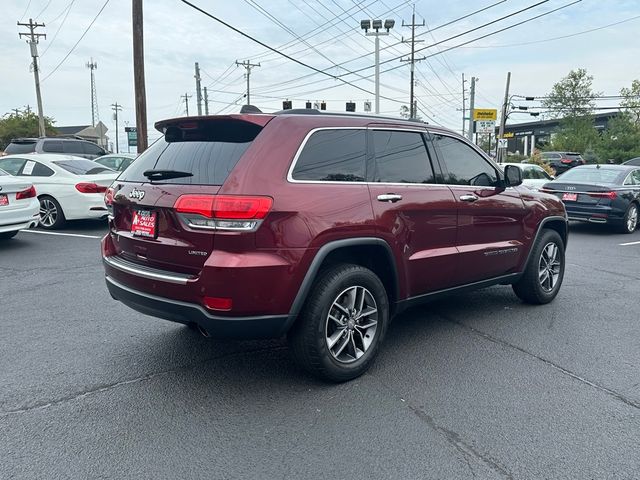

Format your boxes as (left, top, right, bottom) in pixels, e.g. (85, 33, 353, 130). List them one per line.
(377, 194, 403, 203)
(459, 194, 479, 202)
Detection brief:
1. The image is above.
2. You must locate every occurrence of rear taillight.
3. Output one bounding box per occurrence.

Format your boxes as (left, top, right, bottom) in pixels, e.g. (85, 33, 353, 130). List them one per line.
(16, 185, 36, 200)
(588, 191, 617, 200)
(174, 194, 273, 231)
(76, 182, 108, 194)
(560, 158, 573, 164)
(104, 186, 115, 215)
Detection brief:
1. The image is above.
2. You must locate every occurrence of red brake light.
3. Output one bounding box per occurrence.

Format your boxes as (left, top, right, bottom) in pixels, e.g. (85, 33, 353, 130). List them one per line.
(16, 185, 36, 200)
(174, 195, 273, 220)
(588, 191, 617, 200)
(560, 158, 572, 164)
(76, 182, 107, 194)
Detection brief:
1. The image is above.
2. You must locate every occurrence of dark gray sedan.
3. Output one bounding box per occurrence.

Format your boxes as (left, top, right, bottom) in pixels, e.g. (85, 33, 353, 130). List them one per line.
(541, 165, 640, 233)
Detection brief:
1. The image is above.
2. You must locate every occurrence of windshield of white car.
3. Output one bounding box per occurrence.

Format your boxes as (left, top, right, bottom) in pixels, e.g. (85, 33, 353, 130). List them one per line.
(52, 159, 114, 175)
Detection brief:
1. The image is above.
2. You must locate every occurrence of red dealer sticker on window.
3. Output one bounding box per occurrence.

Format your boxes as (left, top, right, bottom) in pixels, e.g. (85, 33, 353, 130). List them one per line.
(131, 210, 157, 238)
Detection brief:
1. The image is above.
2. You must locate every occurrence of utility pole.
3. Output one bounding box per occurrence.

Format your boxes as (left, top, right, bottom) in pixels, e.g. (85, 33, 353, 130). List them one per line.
(361, 19, 394, 115)
(461, 73, 467, 135)
(111, 102, 122, 153)
(132, 0, 148, 152)
(181, 92, 192, 116)
(86, 58, 99, 127)
(401, 6, 425, 119)
(194, 62, 202, 116)
(498, 71, 511, 163)
(235, 60, 260, 105)
(11, 108, 21, 116)
(18, 18, 46, 137)
(203, 87, 209, 115)
(24, 105, 32, 114)
(468, 76, 476, 141)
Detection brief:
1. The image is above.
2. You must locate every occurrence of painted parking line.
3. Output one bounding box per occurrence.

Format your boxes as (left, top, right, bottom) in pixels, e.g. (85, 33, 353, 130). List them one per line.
(619, 240, 640, 246)
(21, 230, 102, 239)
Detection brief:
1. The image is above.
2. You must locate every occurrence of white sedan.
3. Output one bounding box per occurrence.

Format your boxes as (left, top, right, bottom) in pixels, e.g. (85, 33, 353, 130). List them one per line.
(501, 163, 555, 191)
(0, 154, 118, 229)
(0, 168, 40, 239)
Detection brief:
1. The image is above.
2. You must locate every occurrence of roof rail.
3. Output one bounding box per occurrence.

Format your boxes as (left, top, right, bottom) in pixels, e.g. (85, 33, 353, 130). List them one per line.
(272, 108, 428, 124)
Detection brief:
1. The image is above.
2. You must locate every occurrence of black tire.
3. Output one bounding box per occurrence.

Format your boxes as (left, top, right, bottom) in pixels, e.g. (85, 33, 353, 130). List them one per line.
(512, 229, 565, 304)
(38, 195, 66, 230)
(287, 264, 389, 382)
(617, 203, 638, 234)
(0, 231, 18, 240)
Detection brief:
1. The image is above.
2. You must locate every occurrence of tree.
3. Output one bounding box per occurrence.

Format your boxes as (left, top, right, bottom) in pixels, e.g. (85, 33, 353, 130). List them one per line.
(0, 111, 57, 150)
(620, 79, 640, 125)
(544, 69, 601, 154)
(542, 68, 600, 117)
(597, 113, 640, 163)
(399, 105, 422, 121)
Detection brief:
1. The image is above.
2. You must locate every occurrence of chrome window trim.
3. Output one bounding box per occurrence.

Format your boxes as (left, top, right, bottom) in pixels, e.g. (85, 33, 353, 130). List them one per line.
(287, 127, 368, 185)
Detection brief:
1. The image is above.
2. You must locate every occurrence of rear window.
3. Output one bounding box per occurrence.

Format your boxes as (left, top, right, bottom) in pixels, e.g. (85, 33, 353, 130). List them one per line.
(5, 142, 36, 154)
(52, 159, 113, 175)
(557, 168, 622, 184)
(119, 121, 262, 185)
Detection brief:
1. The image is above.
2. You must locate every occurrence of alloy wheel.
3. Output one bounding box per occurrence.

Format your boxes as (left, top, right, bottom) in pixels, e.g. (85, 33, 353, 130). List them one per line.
(39, 198, 58, 227)
(627, 205, 638, 232)
(538, 242, 561, 293)
(325, 286, 378, 364)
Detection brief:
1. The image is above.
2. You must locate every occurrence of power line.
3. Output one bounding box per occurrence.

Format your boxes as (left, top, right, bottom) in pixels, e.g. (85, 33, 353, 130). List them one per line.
(40, 0, 75, 58)
(46, 0, 74, 24)
(35, 0, 54, 19)
(19, 1, 33, 21)
(41, 0, 110, 83)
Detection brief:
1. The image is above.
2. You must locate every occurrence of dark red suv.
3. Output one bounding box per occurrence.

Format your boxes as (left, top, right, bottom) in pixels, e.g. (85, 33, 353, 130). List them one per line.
(102, 110, 568, 381)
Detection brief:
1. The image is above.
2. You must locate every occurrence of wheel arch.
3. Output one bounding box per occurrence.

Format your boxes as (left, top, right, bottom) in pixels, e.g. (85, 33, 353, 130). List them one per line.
(520, 216, 568, 274)
(287, 238, 400, 324)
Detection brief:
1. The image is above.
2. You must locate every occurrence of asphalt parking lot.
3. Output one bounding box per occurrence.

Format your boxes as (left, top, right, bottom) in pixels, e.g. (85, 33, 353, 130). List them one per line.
(1, 221, 639, 479)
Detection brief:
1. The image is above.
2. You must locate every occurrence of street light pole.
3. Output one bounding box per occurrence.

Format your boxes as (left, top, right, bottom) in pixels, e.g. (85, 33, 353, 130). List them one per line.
(361, 19, 395, 115)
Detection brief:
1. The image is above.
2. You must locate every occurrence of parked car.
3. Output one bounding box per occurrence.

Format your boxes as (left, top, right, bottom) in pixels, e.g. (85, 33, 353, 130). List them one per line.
(501, 163, 554, 191)
(0, 154, 117, 229)
(540, 164, 640, 233)
(102, 110, 568, 382)
(0, 168, 39, 239)
(622, 157, 640, 166)
(4, 137, 108, 160)
(541, 151, 585, 175)
(93, 153, 136, 172)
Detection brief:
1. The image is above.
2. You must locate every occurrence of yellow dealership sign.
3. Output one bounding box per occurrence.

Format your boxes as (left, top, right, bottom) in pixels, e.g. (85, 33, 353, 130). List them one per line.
(473, 109, 497, 121)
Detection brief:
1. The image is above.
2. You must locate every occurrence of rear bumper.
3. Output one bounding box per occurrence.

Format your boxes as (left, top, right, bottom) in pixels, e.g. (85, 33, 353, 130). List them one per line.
(565, 204, 625, 224)
(105, 275, 292, 339)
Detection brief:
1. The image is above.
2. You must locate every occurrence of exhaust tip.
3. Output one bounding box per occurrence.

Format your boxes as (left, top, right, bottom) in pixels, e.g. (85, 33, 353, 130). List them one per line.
(196, 324, 211, 338)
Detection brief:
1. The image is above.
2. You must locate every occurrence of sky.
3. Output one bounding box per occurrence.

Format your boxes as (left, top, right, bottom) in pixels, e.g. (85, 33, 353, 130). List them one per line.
(2, 0, 639, 151)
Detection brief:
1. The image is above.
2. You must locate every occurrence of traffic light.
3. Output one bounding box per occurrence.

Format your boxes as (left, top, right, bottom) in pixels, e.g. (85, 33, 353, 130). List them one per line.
(346, 102, 356, 112)
(282, 100, 292, 110)
(305, 101, 312, 109)
(320, 102, 326, 111)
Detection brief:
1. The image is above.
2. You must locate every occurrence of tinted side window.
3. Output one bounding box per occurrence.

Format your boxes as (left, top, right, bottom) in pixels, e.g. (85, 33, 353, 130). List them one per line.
(43, 141, 63, 153)
(0, 158, 27, 175)
(62, 142, 85, 154)
(292, 129, 366, 182)
(29, 162, 55, 176)
(372, 130, 435, 183)
(433, 135, 498, 186)
(83, 142, 104, 155)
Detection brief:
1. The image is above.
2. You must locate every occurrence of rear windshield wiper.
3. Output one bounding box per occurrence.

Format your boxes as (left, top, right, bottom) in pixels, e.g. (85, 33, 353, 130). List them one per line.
(142, 169, 193, 181)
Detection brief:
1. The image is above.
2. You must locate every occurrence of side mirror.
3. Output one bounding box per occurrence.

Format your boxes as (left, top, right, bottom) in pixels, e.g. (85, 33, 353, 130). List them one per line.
(504, 165, 523, 187)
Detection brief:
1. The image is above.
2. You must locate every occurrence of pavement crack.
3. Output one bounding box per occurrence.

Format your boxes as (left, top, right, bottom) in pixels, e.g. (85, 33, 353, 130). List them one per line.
(373, 379, 512, 479)
(443, 315, 640, 411)
(0, 345, 286, 418)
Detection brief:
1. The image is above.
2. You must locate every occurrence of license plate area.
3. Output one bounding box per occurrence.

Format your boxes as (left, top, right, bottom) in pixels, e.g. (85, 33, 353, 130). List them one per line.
(131, 210, 157, 238)
(562, 193, 578, 202)
(0, 194, 8, 206)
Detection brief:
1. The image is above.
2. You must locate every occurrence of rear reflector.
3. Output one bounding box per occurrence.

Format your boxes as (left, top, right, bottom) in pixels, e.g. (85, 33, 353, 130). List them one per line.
(76, 182, 108, 194)
(203, 296, 232, 311)
(16, 185, 36, 200)
(587, 191, 617, 200)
